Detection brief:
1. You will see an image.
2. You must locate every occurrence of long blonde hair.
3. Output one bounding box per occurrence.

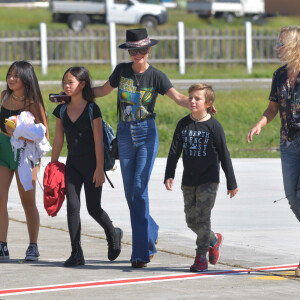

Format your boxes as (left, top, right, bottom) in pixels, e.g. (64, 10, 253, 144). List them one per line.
(279, 26, 300, 73)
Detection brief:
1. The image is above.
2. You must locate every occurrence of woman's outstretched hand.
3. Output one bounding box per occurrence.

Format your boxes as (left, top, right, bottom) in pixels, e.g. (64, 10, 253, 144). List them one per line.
(210, 105, 217, 115)
(247, 125, 262, 143)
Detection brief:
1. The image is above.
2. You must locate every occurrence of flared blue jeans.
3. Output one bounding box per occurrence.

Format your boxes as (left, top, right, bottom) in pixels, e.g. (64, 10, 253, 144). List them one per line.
(117, 119, 159, 263)
(280, 136, 300, 222)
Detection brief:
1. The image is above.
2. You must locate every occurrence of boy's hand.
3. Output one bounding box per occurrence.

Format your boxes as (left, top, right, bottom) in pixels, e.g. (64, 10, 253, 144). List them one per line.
(227, 188, 238, 198)
(165, 178, 174, 191)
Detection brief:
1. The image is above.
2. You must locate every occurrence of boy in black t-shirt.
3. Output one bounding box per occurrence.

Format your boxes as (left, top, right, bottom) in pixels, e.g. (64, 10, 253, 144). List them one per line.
(164, 83, 238, 272)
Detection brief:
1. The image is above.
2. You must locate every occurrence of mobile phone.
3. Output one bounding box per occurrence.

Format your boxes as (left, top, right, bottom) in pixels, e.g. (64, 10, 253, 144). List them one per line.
(5, 119, 16, 129)
(49, 94, 71, 103)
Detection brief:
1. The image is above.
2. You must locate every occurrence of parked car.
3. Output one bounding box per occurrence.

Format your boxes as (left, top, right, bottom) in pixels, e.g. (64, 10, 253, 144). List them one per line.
(187, 0, 265, 23)
(0, 0, 48, 7)
(50, 0, 168, 31)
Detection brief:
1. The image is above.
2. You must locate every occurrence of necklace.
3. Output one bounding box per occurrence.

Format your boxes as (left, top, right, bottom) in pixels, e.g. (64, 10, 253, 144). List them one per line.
(190, 113, 208, 122)
(12, 93, 25, 101)
(134, 72, 144, 87)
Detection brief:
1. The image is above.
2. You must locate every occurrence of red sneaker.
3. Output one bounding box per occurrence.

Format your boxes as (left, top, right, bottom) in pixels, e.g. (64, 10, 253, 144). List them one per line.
(209, 233, 223, 265)
(295, 263, 300, 277)
(190, 254, 208, 272)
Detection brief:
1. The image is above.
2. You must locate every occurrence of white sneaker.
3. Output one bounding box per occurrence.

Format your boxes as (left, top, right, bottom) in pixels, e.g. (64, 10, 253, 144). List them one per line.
(25, 244, 40, 261)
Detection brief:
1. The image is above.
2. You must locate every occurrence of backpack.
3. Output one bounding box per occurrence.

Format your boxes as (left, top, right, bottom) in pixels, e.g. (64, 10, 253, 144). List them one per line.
(59, 102, 115, 187)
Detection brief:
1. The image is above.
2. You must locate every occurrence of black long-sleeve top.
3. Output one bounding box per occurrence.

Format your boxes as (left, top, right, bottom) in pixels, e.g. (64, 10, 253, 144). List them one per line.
(164, 115, 237, 190)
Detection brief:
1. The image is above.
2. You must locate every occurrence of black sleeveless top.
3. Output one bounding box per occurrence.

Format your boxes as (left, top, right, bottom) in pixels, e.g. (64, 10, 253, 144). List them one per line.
(0, 93, 22, 134)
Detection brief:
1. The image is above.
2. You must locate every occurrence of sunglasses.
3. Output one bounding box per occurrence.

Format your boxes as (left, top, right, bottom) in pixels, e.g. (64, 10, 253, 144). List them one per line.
(128, 48, 149, 56)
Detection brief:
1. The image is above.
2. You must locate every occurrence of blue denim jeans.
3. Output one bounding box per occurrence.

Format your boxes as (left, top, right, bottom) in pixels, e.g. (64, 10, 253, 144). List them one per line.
(117, 119, 159, 263)
(280, 136, 300, 222)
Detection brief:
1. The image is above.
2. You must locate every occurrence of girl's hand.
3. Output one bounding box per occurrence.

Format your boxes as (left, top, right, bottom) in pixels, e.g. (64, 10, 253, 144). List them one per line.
(93, 167, 105, 187)
(5, 125, 33, 142)
(165, 178, 174, 191)
(19, 136, 34, 143)
(59, 91, 69, 104)
(5, 125, 14, 136)
(227, 188, 238, 198)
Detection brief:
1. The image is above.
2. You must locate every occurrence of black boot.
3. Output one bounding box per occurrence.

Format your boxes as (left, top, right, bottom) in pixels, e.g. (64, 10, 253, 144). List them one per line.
(64, 241, 85, 267)
(107, 228, 123, 261)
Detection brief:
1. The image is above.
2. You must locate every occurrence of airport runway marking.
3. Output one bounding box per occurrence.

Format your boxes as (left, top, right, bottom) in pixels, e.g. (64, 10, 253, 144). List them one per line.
(0, 264, 297, 297)
(251, 270, 296, 281)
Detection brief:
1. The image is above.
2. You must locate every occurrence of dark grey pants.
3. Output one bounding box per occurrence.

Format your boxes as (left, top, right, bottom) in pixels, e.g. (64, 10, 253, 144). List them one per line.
(181, 182, 219, 255)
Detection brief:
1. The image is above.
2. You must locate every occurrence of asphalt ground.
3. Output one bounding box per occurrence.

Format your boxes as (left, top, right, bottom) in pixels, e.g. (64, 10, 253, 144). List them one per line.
(1, 157, 300, 299)
(0, 76, 295, 299)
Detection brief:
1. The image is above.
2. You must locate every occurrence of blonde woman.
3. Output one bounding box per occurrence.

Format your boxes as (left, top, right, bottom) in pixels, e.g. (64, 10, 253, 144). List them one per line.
(247, 26, 300, 275)
(93, 28, 190, 268)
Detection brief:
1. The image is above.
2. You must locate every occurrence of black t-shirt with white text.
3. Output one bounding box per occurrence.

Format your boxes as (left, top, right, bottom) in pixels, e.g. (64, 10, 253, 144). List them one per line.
(164, 115, 237, 190)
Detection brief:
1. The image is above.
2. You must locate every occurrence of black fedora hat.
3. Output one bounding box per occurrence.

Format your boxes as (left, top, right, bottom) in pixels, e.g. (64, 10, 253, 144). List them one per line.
(118, 28, 158, 50)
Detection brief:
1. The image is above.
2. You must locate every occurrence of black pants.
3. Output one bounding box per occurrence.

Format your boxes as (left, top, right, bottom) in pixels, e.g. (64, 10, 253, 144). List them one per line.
(65, 154, 115, 244)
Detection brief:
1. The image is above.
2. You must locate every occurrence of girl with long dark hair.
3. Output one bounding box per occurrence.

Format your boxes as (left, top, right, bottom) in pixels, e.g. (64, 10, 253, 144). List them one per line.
(51, 67, 122, 267)
(0, 60, 48, 261)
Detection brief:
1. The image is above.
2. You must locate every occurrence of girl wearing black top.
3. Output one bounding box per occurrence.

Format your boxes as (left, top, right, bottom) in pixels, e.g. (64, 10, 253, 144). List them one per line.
(0, 61, 48, 261)
(51, 67, 122, 267)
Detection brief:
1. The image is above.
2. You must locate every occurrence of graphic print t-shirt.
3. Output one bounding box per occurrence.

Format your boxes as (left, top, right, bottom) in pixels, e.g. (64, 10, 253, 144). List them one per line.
(109, 63, 173, 121)
(164, 115, 237, 190)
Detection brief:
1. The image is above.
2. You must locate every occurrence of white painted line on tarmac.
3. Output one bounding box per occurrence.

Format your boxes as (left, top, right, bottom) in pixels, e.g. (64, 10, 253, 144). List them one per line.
(0, 264, 297, 297)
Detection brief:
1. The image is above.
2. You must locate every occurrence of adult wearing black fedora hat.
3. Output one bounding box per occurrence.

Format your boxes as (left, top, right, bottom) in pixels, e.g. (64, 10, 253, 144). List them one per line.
(118, 28, 158, 50)
(93, 28, 189, 268)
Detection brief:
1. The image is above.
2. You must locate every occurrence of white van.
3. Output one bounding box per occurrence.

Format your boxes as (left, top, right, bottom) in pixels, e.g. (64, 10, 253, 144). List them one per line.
(50, 0, 168, 31)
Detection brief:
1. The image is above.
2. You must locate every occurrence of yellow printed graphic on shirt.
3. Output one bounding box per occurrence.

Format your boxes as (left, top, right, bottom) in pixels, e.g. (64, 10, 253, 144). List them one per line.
(118, 76, 154, 121)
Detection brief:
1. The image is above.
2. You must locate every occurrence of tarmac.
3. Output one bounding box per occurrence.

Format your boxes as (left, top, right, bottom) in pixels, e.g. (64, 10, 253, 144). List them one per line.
(1, 157, 300, 299)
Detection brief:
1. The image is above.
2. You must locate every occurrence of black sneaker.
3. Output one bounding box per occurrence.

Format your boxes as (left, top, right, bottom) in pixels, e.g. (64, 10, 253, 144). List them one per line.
(25, 243, 40, 261)
(0, 241, 9, 259)
(107, 228, 123, 261)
